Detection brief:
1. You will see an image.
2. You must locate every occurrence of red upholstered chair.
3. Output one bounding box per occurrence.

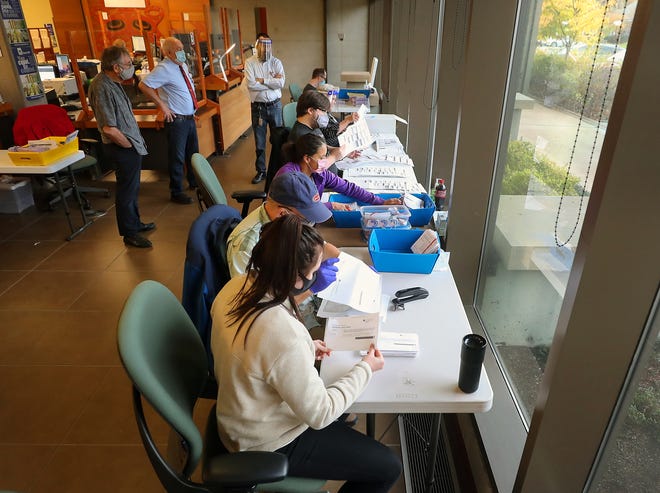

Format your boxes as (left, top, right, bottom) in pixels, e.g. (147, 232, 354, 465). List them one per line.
(13, 104, 109, 209)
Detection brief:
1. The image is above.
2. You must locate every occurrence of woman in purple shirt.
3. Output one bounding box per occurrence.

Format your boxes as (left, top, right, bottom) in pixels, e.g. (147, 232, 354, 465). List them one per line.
(276, 134, 402, 211)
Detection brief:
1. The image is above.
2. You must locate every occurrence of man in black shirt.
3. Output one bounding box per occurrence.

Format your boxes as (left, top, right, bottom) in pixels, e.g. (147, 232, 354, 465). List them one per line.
(302, 68, 327, 93)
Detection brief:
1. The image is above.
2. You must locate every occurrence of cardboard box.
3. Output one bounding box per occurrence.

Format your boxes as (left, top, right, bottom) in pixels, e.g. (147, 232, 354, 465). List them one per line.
(368, 229, 440, 274)
(0, 178, 34, 213)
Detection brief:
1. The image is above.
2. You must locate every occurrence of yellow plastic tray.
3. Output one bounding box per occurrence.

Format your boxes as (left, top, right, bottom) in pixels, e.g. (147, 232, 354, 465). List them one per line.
(8, 137, 79, 166)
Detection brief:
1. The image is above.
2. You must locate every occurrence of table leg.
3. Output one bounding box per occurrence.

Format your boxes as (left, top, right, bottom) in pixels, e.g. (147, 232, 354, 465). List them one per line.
(52, 171, 75, 235)
(423, 413, 442, 493)
(66, 165, 90, 228)
(366, 413, 376, 438)
(54, 168, 93, 241)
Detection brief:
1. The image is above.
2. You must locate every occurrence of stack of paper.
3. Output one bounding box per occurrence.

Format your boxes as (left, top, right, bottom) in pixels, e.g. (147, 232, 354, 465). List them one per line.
(316, 252, 383, 352)
(338, 105, 374, 156)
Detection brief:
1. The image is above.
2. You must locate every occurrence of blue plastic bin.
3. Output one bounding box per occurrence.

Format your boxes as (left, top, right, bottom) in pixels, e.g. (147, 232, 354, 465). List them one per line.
(368, 229, 440, 274)
(379, 193, 435, 226)
(330, 194, 433, 227)
(329, 194, 367, 227)
(338, 88, 372, 99)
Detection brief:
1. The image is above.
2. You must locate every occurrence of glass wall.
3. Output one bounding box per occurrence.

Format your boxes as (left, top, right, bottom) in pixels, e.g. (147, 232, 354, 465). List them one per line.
(588, 328, 660, 492)
(475, 0, 637, 423)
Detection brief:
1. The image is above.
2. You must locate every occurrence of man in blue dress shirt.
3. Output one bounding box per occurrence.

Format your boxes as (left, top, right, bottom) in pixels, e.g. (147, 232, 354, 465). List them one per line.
(139, 37, 199, 204)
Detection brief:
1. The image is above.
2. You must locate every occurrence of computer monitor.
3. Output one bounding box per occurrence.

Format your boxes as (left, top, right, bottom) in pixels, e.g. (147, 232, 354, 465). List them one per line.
(132, 35, 146, 52)
(56, 54, 72, 77)
(38, 64, 58, 81)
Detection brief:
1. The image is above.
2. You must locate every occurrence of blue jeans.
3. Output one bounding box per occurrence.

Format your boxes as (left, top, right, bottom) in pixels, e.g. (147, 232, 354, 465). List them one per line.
(166, 117, 199, 196)
(104, 144, 142, 237)
(251, 100, 283, 173)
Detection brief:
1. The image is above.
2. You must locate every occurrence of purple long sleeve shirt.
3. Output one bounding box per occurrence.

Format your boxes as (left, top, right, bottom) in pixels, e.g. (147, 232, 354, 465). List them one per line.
(276, 162, 385, 210)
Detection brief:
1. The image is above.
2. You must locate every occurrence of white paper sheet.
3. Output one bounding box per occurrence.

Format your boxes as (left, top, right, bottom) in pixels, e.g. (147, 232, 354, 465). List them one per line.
(317, 295, 390, 322)
(315, 252, 381, 313)
(324, 312, 380, 351)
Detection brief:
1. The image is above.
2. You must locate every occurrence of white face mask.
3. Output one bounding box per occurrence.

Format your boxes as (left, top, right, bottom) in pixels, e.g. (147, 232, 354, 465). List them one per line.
(119, 64, 134, 80)
(316, 111, 330, 129)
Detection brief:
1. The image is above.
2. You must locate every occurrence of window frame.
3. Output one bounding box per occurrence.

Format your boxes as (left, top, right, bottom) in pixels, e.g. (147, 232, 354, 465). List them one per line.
(443, 0, 659, 491)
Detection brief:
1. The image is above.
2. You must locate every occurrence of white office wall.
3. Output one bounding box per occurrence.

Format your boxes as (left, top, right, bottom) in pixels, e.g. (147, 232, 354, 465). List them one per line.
(325, 0, 369, 86)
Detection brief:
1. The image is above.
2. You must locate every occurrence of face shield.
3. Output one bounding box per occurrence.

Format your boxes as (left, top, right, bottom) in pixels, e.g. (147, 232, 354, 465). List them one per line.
(256, 38, 272, 62)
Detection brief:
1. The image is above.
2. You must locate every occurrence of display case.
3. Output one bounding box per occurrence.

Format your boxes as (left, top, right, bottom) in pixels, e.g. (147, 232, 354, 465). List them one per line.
(204, 7, 242, 91)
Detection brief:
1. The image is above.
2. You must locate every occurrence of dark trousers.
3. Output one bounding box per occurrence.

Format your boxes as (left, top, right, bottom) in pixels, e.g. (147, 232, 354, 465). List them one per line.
(275, 421, 401, 493)
(251, 100, 283, 173)
(166, 118, 199, 196)
(104, 144, 142, 237)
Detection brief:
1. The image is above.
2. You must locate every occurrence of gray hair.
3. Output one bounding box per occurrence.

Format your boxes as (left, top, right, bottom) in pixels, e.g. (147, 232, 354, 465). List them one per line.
(161, 37, 181, 56)
(101, 46, 130, 72)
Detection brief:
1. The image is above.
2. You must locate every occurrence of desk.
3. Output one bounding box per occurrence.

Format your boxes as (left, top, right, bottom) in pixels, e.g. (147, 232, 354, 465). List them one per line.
(0, 150, 94, 240)
(321, 249, 492, 492)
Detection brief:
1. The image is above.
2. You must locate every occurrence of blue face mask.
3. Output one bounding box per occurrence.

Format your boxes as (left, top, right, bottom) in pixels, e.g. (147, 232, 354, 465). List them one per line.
(175, 50, 187, 64)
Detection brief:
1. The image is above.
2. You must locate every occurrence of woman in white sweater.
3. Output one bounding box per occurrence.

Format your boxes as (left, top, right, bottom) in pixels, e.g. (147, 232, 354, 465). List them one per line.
(211, 215, 401, 492)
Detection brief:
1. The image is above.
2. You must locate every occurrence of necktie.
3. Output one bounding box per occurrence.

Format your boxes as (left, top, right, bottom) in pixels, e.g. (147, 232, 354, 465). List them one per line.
(179, 64, 198, 111)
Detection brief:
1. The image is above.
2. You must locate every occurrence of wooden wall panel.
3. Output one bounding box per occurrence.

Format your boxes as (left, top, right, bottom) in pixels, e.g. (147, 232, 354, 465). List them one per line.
(50, 0, 93, 58)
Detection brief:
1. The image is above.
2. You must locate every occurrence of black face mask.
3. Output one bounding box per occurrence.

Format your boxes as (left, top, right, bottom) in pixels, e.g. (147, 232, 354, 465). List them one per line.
(290, 271, 317, 296)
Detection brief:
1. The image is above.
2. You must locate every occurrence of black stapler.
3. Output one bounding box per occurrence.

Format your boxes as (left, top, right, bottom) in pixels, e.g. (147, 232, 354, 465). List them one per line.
(391, 287, 429, 310)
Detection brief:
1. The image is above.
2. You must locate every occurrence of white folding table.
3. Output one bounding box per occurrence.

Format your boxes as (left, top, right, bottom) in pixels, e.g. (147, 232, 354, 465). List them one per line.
(0, 150, 94, 240)
(321, 252, 492, 492)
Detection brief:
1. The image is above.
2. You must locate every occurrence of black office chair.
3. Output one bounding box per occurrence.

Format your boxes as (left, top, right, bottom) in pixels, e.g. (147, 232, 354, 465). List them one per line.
(191, 153, 266, 217)
(181, 204, 242, 399)
(264, 127, 290, 194)
(12, 104, 109, 211)
(118, 280, 328, 493)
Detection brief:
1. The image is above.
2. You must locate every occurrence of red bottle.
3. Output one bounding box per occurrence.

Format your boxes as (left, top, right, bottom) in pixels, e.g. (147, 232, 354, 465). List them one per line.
(434, 178, 446, 210)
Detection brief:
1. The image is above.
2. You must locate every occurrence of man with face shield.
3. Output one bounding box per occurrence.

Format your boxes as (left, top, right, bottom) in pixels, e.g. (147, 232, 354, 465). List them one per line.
(244, 33, 285, 184)
(139, 37, 199, 205)
(88, 45, 154, 248)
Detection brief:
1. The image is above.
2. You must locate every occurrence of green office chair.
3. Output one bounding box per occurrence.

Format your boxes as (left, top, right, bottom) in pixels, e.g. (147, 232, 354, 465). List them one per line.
(282, 103, 297, 130)
(118, 280, 328, 493)
(191, 153, 266, 217)
(289, 83, 302, 102)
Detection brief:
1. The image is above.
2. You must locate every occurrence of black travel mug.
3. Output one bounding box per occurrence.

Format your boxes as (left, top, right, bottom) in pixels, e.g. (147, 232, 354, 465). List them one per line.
(458, 334, 487, 393)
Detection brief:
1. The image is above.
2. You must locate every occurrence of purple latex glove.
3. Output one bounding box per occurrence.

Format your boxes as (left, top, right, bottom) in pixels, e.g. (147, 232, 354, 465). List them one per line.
(310, 257, 340, 293)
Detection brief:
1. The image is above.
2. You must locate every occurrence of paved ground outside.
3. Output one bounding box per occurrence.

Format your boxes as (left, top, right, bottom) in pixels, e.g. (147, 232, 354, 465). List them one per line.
(516, 100, 607, 193)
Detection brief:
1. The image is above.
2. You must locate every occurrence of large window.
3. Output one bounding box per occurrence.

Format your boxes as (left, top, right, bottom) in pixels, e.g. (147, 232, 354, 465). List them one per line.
(475, 0, 637, 423)
(588, 329, 660, 492)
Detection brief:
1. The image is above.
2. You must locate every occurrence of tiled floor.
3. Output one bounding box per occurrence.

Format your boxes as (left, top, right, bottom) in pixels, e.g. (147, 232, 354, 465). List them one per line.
(0, 132, 405, 493)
